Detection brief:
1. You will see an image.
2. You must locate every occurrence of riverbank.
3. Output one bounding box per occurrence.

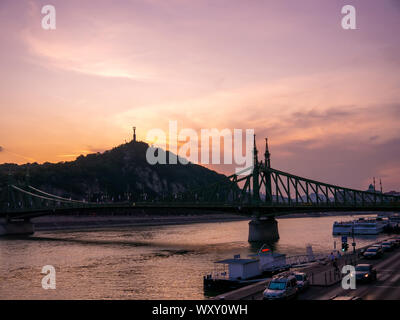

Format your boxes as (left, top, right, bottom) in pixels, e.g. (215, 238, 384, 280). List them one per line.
(31, 213, 250, 232)
(30, 210, 393, 233)
(276, 211, 390, 219)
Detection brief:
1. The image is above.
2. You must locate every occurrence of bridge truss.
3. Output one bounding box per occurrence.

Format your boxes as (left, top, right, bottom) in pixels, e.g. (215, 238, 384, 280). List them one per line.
(1, 137, 399, 218)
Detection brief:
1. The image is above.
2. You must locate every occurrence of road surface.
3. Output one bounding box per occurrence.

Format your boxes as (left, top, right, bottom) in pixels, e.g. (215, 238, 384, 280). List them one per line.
(300, 247, 400, 300)
(249, 243, 400, 300)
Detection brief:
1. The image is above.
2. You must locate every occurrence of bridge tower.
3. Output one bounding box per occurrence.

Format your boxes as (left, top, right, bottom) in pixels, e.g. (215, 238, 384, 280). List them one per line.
(6, 170, 14, 216)
(248, 136, 279, 242)
(264, 138, 271, 168)
(252, 134, 260, 203)
(0, 171, 34, 236)
(264, 138, 273, 204)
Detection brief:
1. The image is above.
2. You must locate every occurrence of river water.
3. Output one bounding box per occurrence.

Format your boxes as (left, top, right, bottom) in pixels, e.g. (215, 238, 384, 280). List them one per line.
(0, 214, 389, 299)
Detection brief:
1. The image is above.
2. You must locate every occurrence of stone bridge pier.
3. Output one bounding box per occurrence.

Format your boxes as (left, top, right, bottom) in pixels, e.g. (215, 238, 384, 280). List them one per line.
(248, 216, 279, 242)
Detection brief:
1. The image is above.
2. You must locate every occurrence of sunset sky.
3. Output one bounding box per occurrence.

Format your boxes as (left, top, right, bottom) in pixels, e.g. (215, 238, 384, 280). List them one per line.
(0, 0, 399, 191)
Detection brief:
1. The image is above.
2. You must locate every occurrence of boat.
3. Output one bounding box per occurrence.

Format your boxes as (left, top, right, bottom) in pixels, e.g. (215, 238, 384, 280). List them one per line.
(332, 221, 354, 235)
(353, 218, 387, 234)
(333, 217, 388, 235)
(203, 255, 268, 293)
(388, 214, 400, 227)
(204, 245, 327, 294)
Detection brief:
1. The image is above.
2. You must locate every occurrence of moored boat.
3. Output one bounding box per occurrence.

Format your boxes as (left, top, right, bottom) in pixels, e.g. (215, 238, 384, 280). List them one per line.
(333, 221, 353, 235)
(204, 245, 328, 295)
(333, 217, 388, 235)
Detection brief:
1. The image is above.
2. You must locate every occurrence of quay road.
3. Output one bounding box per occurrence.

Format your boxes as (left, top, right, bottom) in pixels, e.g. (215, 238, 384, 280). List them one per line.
(300, 248, 400, 300)
(247, 247, 400, 300)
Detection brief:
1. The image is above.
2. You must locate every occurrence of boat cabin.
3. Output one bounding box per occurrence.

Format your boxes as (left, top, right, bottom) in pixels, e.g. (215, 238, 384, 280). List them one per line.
(215, 256, 261, 280)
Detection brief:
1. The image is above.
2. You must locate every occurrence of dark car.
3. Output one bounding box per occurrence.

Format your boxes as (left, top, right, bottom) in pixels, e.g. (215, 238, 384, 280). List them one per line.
(355, 264, 377, 283)
(363, 247, 383, 259)
(387, 240, 398, 248)
(381, 241, 394, 252)
(392, 238, 400, 248)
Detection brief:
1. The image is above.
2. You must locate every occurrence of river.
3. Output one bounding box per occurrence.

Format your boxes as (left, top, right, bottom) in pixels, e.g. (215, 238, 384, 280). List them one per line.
(0, 214, 389, 299)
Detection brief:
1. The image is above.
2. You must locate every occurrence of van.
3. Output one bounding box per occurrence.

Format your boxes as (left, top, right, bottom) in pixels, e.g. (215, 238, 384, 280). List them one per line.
(263, 274, 298, 300)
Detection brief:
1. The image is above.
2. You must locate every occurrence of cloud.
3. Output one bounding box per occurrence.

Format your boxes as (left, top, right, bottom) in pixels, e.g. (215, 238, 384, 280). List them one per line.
(254, 103, 400, 147)
(56, 146, 107, 160)
(23, 30, 154, 81)
(85, 146, 107, 154)
(203, 102, 400, 190)
(270, 137, 400, 192)
(391, 0, 400, 10)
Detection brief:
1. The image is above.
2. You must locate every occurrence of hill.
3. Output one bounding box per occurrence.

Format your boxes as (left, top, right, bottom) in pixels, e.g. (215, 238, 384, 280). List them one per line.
(0, 141, 227, 202)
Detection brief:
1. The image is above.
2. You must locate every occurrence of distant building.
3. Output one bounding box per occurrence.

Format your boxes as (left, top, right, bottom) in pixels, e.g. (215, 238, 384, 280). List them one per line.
(384, 191, 400, 197)
(365, 183, 382, 194)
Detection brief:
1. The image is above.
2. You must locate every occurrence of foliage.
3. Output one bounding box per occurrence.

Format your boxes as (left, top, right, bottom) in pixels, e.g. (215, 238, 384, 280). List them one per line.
(0, 141, 227, 202)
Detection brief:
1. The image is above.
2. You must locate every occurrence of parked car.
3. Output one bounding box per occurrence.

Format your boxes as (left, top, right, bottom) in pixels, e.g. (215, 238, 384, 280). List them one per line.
(354, 264, 377, 283)
(363, 247, 383, 259)
(294, 272, 310, 291)
(263, 274, 298, 300)
(387, 240, 398, 248)
(381, 241, 394, 252)
(391, 238, 400, 247)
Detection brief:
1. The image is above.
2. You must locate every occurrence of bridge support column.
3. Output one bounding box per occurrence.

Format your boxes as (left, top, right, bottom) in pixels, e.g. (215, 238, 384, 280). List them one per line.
(248, 217, 279, 243)
(0, 218, 35, 236)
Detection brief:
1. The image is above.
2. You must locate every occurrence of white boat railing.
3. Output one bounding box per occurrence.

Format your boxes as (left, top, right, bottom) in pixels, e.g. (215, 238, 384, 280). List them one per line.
(286, 253, 327, 266)
(260, 253, 328, 271)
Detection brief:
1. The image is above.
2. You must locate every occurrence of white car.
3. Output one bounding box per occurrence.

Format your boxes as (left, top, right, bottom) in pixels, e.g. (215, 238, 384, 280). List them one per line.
(294, 272, 310, 291)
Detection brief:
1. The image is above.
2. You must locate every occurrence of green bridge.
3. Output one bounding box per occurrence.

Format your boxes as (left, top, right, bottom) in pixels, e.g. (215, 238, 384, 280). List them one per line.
(1, 137, 399, 239)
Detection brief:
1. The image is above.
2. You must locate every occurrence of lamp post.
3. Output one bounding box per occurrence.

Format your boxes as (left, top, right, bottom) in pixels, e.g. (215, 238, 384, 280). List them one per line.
(352, 225, 356, 255)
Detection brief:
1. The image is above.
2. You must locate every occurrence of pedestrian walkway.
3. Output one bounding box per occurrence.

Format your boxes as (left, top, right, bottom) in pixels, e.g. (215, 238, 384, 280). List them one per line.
(302, 254, 358, 286)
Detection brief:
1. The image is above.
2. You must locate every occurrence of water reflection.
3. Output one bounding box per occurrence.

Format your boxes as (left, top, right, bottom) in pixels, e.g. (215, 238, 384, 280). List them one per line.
(0, 214, 389, 299)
